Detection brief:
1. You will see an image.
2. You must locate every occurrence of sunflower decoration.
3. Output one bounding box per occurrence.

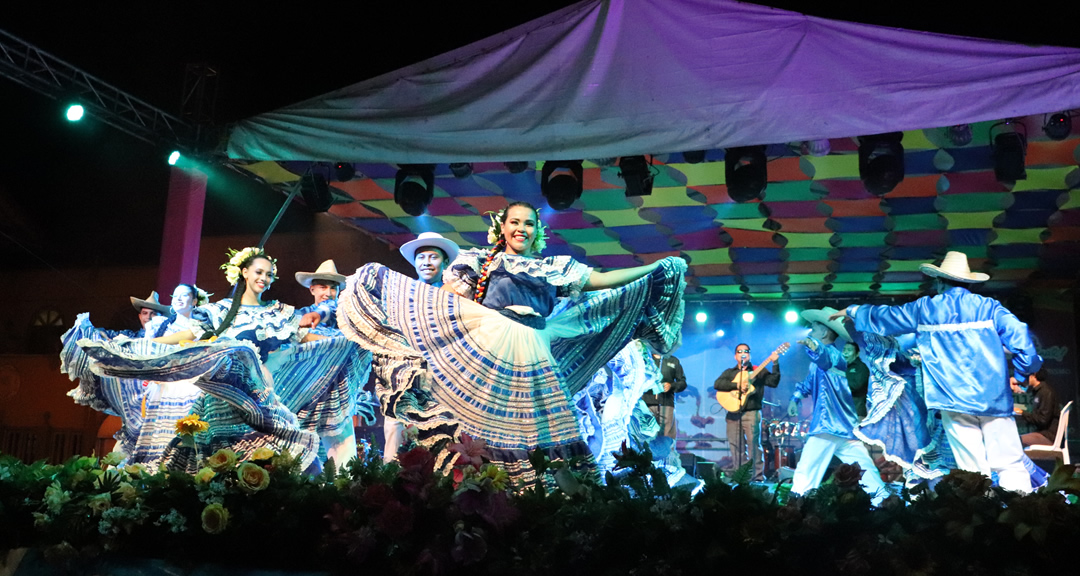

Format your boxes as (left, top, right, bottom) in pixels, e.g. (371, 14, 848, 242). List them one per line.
(175, 413, 210, 436)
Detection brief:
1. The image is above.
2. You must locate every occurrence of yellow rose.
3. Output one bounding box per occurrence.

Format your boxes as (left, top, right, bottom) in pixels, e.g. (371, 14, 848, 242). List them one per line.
(201, 503, 230, 534)
(124, 463, 147, 477)
(114, 482, 138, 504)
(206, 449, 238, 472)
(87, 493, 112, 515)
(194, 467, 217, 485)
(250, 447, 275, 461)
(236, 462, 271, 494)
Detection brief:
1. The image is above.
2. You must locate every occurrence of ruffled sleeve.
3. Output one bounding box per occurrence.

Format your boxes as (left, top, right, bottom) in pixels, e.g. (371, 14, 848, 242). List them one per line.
(189, 302, 226, 341)
(545, 255, 592, 298)
(445, 247, 487, 299)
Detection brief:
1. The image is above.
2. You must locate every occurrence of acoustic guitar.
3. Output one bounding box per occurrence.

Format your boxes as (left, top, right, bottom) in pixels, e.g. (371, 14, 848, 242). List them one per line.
(715, 342, 790, 412)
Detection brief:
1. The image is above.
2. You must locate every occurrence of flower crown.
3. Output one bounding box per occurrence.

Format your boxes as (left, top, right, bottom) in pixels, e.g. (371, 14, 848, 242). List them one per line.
(485, 208, 547, 253)
(221, 247, 277, 286)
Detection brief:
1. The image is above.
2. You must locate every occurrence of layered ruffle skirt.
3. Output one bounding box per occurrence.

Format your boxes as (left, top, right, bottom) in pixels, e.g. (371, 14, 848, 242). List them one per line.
(336, 258, 686, 483)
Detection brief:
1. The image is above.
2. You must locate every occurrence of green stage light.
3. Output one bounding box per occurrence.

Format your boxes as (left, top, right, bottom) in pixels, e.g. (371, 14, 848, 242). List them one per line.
(785, 310, 799, 323)
(168, 151, 181, 165)
(695, 311, 707, 323)
(742, 311, 755, 323)
(65, 104, 84, 122)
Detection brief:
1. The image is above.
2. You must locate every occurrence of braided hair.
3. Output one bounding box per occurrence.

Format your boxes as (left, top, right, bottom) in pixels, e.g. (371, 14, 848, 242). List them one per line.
(474, 201, 538, 305)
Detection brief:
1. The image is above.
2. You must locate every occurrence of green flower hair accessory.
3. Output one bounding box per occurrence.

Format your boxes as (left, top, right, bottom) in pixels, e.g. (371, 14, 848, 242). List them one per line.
(221, 247, 277, 286)
(485, 208, 547, 254)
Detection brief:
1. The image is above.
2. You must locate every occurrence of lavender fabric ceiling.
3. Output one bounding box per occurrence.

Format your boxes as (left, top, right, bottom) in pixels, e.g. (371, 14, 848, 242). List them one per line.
(226, 0, 1080, 163)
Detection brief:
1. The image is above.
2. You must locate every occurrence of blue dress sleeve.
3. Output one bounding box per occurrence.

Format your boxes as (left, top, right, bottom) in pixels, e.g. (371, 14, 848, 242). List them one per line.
(851, 299, 922, 336)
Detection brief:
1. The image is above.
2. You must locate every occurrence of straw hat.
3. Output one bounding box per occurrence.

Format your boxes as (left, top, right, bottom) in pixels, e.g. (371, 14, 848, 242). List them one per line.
(399, 232, 460, 263)
(130, 291, 171, 314)
(295, 259, 347, 288)
(800, 306, 851, 342)
(919, 251, 989, 283)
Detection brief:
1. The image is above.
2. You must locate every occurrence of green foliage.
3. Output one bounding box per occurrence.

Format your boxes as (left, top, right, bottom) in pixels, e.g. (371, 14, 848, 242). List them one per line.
(2, 449, 1080, 575)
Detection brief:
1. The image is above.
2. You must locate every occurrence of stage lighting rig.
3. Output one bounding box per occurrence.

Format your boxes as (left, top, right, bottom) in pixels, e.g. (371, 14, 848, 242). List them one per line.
(394, 164, 436, 216)
(449, 163, 473, 179)
(618, 155, 656, 197)
(990, 121, 1027, 183)
(540, 160, 583, 210)
(725, 146, 768, 202)
(1043, 112, 1072, 141)
(333, 162, 356, 181)
(858, 133, 905, 196)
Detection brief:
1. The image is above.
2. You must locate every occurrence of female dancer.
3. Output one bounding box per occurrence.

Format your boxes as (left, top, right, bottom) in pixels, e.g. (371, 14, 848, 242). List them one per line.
(71, 248, 363, 472)
(337, 202, 686, 483)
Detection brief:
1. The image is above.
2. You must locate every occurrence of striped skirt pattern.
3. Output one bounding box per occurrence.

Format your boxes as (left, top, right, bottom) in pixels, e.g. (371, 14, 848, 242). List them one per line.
(336, 257, 686, 483)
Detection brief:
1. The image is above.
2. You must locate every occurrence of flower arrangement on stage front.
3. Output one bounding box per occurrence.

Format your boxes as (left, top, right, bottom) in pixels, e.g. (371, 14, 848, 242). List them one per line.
(2, 445, 1080, 575)
(486, 208, 547, 253)
(220, 247, 277, 286)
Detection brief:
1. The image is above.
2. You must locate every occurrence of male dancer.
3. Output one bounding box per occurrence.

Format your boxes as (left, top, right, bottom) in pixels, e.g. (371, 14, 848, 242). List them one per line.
(129, 292, 170, 337)
(788, 308, 887, 502)
(381, 232, 460, 462)
(834, 251, 1041, 492)
(296, 259, 346, 334)
(714, 344, 780, 481)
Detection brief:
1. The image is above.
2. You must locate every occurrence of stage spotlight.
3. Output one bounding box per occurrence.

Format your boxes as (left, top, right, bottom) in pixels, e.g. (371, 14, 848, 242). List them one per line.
(504, 161, 528, 174)
(695, 311, 707, 323)
(167, 150, 181, 166)
(449, 163, 473, 179)
(300, 173, 333, 212)
(682, 150, 706, 164)
(784, 310, 798, 323)
(1043, 113, 1072, 141)
(804, 139, 831, 157)
(333, 162, 355, 181)
(618, 155, 655, 197)
(858, 132, 905, 196)
(990, 123, 1027, 183)
(725, 146, 768, 203)
(541, 160, 583, 210)
(394, 164, 435, 216)
(715, 329, 725, 337)
(742, 311, 755, 323)
(65, 104, 85, 122)
(945, 124, 973, 147)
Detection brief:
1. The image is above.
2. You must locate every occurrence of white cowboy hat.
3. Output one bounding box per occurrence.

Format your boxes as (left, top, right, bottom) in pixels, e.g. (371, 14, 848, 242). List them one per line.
(800, 306, 851, 342)
(295, 259, 347, 288)
(130, 291, 171, 314)
(919, 251, 989, 283)
(399, 232, 460, 263)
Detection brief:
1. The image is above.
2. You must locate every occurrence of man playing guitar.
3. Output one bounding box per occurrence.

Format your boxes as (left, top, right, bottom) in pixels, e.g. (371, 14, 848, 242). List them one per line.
(714, 343, 787, 481)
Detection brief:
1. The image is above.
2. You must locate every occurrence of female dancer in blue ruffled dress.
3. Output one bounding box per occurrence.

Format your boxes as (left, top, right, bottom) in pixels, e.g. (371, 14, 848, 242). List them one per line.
(67, 248, 368, 472)
(64, 284, 209, 466)
(336, 202, 686, 483)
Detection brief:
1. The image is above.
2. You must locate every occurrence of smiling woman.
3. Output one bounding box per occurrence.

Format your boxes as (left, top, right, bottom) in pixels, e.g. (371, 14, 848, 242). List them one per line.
(337, 201, 687, 484)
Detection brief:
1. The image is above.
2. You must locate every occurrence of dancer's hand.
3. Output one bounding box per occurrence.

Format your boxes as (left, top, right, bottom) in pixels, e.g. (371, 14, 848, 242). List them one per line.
(300, 311, 322, 328)
(797, 338, 818, 352)
(787, 399, 799, 417)
(829, 309, 848, 321)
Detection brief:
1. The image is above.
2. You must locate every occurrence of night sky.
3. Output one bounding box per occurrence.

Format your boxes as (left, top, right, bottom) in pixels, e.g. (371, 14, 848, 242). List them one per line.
(1, 1, 1075, 270)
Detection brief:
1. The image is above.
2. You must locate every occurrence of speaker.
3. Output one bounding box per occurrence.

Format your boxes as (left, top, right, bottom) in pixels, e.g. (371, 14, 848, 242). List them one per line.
(300, 173, 333, 212)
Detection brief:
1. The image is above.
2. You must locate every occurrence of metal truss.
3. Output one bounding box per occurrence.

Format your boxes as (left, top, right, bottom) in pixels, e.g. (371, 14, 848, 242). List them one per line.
(0, 28, 199, 148)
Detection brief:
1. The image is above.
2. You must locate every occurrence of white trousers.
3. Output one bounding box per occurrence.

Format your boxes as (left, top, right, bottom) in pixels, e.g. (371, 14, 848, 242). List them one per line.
(940, 411, 1031, 493)
(791, 433, 887, 503)
(383, 416, 405, 463)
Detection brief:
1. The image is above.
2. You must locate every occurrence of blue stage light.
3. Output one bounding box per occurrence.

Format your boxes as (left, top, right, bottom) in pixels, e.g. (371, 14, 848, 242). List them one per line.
(742, 311, 754, 323)
(715, 329, 725, 337)
(785, 310, 799, 323)
(167, 151, 181, 165)
(695, 311, 707, 323)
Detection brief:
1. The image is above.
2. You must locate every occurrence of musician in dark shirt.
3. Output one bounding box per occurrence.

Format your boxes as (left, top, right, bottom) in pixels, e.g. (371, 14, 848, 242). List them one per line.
(714, 344, 781, 481)
(843, 342, 869, 420)
(642, 353, 687, 439)
(1014, 368, 1061, 447)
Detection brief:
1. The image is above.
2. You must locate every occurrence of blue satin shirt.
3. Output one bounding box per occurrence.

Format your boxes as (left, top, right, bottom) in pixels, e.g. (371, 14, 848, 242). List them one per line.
(793, 338, 859, 439)
(849, 286, 1042, 417)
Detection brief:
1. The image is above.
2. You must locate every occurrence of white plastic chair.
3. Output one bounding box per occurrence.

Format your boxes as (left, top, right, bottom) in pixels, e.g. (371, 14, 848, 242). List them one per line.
(1025, 400, 1072, 465)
